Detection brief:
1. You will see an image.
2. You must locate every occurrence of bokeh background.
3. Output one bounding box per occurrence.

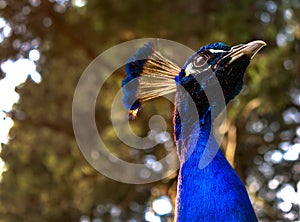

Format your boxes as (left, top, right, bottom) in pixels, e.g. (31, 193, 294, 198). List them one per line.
(0, 0, 300, 221)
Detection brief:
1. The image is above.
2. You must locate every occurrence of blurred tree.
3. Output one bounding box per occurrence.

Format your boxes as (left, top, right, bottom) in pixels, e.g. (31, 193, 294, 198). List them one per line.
(0, 0, 299, 221)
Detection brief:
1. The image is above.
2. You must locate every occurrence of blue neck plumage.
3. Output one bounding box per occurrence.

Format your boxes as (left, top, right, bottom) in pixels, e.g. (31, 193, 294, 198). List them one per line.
(174, 91, 213, 163)
(174, 79, 257, 222)
(173, 69, 222, 163)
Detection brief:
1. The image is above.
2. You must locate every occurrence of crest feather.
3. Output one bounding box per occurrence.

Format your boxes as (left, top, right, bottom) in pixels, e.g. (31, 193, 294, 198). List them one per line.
(122, 41, 180, 119)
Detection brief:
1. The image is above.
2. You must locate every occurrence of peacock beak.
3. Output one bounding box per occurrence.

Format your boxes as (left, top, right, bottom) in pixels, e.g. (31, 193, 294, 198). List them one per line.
(213, 40, 267, 70)
(227, 40, 267, 63)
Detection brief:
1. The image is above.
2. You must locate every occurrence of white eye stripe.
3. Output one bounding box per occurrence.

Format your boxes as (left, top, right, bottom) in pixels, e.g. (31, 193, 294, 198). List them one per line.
(185, 63, 193, 76)
(208, 49, 227, 53)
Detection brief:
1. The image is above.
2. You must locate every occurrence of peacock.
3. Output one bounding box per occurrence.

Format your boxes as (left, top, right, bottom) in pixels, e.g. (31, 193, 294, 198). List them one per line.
(122, 39, 266, 221)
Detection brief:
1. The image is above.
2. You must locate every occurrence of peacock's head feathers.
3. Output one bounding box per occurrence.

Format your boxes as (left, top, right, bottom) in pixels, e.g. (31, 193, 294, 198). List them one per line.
(177, 40, 266, 105)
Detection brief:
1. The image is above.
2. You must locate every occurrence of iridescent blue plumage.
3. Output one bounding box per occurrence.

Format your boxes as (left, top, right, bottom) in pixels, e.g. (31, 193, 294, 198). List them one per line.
(175, 113, 258, 221)
(122, 40, 266, 221)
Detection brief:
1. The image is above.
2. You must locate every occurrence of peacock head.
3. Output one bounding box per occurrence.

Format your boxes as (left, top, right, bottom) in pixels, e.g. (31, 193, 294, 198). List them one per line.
(176, 40, 266, 106)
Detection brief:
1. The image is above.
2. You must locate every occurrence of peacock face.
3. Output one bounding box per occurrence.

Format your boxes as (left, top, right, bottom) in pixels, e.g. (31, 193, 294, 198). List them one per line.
(177, 40, 266, 104)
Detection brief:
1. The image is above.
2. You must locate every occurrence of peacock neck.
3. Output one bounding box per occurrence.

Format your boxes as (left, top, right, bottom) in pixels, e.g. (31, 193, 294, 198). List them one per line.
(173, 83, 217, 164)
(174, 99, 258, 221)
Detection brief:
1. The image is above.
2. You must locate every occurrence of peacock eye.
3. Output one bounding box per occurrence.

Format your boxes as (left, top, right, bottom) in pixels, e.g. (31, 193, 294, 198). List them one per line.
(193, 54, 208, 68)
